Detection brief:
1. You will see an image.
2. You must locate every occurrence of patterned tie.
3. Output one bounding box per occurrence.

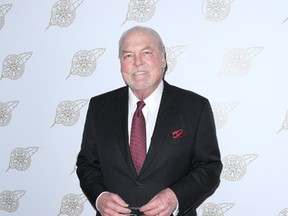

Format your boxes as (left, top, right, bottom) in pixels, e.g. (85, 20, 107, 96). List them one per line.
(130, 100, 146, 175)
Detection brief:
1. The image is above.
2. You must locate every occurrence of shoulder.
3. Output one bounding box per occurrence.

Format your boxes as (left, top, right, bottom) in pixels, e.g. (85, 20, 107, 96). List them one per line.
(90, 86, 128, 103)
(86, 86, 128, 114)
(163, 81, 209, 104)
(163, 81, 214, 117)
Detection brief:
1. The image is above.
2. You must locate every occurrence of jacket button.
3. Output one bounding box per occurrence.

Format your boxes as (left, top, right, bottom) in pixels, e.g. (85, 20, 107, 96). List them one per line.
(135, 181, 141, 186)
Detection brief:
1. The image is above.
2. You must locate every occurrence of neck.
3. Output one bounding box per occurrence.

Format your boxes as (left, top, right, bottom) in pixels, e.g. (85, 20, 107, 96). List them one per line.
(130, 80, 163, 100)
(131, 89, 151, 100)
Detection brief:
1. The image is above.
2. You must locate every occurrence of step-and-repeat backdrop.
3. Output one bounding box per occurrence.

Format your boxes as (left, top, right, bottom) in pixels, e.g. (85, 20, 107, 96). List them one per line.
(1, 0, 288, 215)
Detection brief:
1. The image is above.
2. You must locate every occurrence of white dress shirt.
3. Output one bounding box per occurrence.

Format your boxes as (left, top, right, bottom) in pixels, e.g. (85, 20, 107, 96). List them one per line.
(128, 80, 163, 151)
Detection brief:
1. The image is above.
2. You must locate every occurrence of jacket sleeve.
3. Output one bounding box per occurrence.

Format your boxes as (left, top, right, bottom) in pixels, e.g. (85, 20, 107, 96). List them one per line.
(169, 99, 222, 215)
(76, 98, 107, 210)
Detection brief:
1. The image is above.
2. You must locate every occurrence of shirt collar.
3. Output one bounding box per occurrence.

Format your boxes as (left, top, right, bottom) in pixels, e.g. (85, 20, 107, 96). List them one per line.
(128, 80, 164, 112)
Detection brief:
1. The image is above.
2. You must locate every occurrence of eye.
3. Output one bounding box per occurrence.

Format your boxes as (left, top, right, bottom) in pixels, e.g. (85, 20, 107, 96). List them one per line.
(143, 50, 152, 55)
(122, 53, 133, 60)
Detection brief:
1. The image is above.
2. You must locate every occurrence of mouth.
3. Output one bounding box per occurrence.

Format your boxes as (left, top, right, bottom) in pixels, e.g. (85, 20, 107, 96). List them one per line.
(133, 71, 147, 75)
(132, 69, 149, 76)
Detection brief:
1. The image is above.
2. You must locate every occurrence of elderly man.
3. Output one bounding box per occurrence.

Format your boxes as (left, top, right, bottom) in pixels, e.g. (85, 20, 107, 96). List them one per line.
(76, 26, 222, 216)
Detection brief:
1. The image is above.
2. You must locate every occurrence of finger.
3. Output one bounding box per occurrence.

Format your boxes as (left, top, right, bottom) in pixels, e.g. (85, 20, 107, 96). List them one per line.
(99, 193, 131, 215)
(111, 193, 129, 207)
(140, 189, 177, 216)
(107, 202, 131, 215)
(139, 198, 159, 214)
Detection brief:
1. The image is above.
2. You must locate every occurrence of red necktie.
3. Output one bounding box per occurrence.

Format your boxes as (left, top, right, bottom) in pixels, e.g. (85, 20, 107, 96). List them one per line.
(130, 100, 146, 175)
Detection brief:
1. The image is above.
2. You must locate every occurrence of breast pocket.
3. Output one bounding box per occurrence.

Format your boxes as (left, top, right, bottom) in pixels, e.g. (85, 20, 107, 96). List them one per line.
(171, 135, 194, 145)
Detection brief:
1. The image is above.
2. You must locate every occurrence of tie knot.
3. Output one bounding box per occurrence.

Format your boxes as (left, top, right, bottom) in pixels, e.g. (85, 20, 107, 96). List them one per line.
(137, 100, 145, 110)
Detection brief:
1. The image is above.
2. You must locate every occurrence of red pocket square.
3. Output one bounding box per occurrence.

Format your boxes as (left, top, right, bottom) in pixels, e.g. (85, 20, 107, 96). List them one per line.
(172, 129, 184, 138)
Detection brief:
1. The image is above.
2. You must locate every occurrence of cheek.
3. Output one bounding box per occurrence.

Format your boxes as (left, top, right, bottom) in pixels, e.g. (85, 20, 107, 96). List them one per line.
(120, 64, 131, 78)
(121, 71, 130, 84)
(149, 57, 163, 67)
(121, 62, 131, 72)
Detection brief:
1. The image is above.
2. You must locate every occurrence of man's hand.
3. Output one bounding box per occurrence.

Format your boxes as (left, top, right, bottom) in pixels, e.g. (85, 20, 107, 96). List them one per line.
(139, 188, 178, 216)
(96, 192, 131, 216)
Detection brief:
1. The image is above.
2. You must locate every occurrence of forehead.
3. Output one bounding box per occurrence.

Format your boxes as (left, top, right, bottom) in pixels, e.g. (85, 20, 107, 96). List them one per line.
(122, 30, 159, 49)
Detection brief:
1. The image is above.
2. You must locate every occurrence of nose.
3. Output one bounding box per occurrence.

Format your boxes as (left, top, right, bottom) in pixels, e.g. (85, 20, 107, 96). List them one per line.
(133, 54, 143, 67)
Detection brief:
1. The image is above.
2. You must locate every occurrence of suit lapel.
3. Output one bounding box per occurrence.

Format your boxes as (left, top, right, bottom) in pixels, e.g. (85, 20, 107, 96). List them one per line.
(139, 82, 178, 175)
(111, 87, 137, 174)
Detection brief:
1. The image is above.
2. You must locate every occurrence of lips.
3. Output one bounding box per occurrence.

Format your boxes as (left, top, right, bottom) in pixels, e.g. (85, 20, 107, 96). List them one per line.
(131, 68, 150, 74)
(133, 71, 148, 75)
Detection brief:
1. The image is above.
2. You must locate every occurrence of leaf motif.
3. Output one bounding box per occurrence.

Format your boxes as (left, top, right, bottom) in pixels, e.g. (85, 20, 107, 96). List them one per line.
(219, 203, 235, 213)
(6, 101, 19, 112)
(18, 52, 33, 64)
(26, 146, 39, 157)
(91, 48, 106, 59)
(14, 190, 26, 200)
(74, 99, 88, 110)
(247, 47, 264, 59)
(0, 4, 13, 16)
(241, 154, 258, 166)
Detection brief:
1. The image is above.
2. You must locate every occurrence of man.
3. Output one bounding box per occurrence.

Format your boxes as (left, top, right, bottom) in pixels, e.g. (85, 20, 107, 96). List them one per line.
(76, 26, 222, 216)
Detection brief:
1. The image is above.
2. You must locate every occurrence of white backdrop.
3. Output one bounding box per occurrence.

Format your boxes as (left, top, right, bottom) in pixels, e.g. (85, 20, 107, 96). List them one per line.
(1, 0, 288, 215)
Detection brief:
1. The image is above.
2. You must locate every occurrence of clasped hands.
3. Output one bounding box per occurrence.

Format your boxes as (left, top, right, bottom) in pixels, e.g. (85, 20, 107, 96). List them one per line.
(97, 188, 178, 216)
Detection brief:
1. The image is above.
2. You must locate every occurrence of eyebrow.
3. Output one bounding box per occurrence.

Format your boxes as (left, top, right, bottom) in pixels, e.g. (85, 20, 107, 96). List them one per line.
(122, 46, 155, 54)
(142, 46, 154, 51)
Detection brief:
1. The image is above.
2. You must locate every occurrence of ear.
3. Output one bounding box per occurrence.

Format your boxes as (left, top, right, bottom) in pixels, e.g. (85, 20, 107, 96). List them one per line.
(161, 53, 168, 73)
(161, 52, 167, 68)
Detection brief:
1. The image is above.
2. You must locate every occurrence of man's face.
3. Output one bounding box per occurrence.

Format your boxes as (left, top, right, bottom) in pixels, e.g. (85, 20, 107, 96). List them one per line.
(120, 30, 166, 97)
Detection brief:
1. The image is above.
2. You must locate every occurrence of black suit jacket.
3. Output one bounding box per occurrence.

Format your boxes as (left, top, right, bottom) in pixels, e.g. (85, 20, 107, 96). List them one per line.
(76, 81, 222, 216)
